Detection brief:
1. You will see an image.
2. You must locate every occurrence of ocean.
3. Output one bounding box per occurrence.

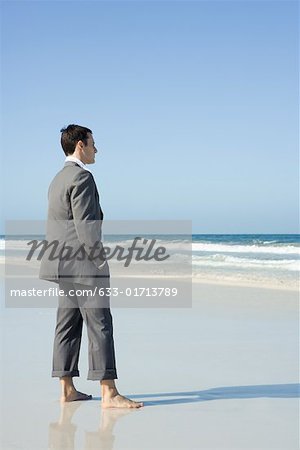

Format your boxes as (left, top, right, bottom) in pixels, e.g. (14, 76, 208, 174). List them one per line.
(191, 234, 299, 288)
(1, 234, 299, 289)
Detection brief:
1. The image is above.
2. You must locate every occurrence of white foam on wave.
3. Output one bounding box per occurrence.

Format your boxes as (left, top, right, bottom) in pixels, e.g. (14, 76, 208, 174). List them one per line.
(100, 239, 191, 252)
(0, 240, 32, 250)
(1, 238, 191, 250)
(2, 238, 299, 259)
(192, 242, 300, 255)
(192, 254, 300, 271)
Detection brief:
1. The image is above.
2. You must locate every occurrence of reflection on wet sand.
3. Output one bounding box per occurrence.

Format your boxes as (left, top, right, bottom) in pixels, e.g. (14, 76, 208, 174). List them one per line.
(48, 401, 135, 450)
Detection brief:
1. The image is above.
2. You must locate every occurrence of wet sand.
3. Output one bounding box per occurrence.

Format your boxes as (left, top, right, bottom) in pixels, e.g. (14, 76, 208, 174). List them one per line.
(0, 280, 299, 449)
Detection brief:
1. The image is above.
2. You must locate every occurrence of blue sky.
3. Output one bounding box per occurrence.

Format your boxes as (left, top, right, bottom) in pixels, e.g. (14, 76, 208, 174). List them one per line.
(0, 0, 298, 233)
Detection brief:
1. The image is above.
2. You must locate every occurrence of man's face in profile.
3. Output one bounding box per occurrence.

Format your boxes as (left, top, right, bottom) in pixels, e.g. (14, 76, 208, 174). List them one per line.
(80, 132, 98, 164)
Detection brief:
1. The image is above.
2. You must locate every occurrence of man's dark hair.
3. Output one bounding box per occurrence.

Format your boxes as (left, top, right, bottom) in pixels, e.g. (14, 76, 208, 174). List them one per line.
(60, 124, 92, 156)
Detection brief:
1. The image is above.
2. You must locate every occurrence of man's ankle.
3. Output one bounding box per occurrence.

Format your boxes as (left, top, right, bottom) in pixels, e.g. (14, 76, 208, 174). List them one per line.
(101, 379, 118, 395)
(60, 376, 75, 392)
(101, 379, 116, 388)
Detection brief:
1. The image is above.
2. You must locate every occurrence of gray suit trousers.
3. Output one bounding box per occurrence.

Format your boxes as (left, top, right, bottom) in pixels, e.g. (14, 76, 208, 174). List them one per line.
(52, 281, 118, 381)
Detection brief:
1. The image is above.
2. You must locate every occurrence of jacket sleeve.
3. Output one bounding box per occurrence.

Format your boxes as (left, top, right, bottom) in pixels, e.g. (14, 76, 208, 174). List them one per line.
(70, 170, 106, 266)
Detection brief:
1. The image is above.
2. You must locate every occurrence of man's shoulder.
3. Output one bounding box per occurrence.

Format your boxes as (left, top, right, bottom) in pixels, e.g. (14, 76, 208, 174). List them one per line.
(51, 164, 94, 186)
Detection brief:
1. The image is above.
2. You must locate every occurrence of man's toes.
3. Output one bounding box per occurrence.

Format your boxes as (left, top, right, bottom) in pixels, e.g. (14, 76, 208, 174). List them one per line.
(77, 392, 93, 400)
(65, 392, 93, 402)
(74, 393, 92, 401)
(130, 401, 143, 408)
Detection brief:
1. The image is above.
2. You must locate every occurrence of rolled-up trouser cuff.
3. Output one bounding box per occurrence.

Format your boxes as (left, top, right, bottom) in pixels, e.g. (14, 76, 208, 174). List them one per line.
(87, 369, 117, 381)
(52, 370, 80, 378)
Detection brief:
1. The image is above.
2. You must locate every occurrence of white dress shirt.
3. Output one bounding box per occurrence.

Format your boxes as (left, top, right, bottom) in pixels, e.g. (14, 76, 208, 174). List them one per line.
(65, 156, 91, 173)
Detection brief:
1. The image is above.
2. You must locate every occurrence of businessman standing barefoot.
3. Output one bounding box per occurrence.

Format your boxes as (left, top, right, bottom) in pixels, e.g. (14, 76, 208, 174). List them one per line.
(40, 124, 143, 408)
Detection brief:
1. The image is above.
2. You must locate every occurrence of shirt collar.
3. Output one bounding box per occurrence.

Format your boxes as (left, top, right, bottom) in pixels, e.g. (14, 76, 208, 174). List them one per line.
(65, 156, 91, 173)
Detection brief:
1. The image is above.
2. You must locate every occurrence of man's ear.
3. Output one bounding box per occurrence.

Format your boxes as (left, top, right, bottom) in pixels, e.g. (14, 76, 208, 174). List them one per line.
(76, 140, 84, 151)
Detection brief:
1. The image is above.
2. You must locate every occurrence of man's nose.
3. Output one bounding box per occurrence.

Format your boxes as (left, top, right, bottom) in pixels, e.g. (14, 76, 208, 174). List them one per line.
(95, 147, 98, 153)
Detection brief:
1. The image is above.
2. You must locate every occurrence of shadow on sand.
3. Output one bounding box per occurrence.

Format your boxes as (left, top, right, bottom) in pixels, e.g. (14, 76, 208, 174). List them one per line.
(92, 383, 300, 406)
(48, 383, 299, 449)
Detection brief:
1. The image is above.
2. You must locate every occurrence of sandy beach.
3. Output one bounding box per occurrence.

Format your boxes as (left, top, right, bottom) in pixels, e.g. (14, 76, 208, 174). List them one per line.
(1, 0, 298, 447)
(0, 277, 299, 450)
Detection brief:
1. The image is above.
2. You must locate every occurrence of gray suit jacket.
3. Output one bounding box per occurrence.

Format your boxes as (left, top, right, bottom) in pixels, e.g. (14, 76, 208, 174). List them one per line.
(39, 161, 109, 286)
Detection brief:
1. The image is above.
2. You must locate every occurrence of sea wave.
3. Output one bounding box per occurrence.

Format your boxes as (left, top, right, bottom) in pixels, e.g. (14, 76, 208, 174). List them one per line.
(0, 238, 192, 252)
(0, 240, 31, 250)
(2, 238, 300, 258)
(192, 254, 300, 271)
(192, 242, 300, 255)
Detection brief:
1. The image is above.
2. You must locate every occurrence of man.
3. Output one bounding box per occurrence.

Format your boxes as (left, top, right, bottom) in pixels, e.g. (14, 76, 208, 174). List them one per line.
(40, 124, 143, 408)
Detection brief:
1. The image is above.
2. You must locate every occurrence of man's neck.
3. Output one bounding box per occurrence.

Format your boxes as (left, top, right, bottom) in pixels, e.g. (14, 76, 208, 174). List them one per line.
(65, 156, 91, 172)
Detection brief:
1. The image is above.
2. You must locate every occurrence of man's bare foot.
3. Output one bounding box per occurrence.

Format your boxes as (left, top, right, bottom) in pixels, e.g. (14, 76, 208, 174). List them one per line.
(102, 393, 143, 409)
(59, 376, 92, 402)
(61, 389, 93, 403)
(101, 379, 143, 409)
